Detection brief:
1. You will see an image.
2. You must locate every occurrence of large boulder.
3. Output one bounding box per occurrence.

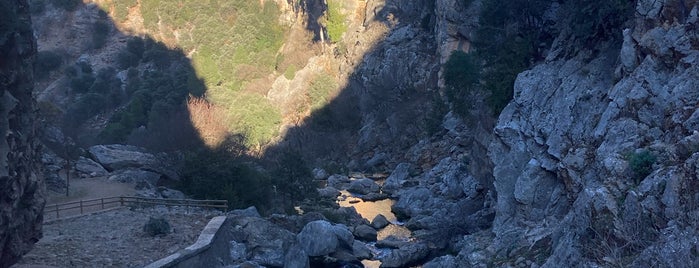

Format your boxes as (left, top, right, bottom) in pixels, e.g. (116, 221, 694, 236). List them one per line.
(371, 214, 390, 229)
(353, 224, 378, 241)
(108, 168, 160, 189)
(297, 220, 356, 257)
(229, 216, 298, 267)
(347, 178, 380, 195)
(380, 242, 430, 268)
(328, 174, 351, 189)
(297, 220, 340, 256)
(88, 144, 158, 171)
(75, 156, 108, 177)
(383, 163, 411, 195)
(88, 144, 180, 180)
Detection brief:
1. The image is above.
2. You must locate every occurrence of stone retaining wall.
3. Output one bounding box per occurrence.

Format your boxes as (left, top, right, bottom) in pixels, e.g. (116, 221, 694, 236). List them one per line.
(144, 216, 232, 268)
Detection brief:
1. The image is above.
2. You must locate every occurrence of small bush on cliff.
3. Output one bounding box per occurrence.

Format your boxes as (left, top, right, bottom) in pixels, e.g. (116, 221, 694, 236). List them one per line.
(564, 0, 633, 44)
(444, 51, 479, 118)
(628, 149, 656, 181)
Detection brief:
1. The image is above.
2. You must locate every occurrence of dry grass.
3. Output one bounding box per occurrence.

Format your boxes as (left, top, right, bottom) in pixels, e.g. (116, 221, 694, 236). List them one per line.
(187, 96, 230, 148)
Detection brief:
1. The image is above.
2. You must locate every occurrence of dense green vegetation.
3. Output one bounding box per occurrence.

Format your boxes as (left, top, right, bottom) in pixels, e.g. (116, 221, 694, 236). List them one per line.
(325, 0, 347, 42)
(180, 144, 273, 210)
(100, 0, 286, 147)
(308, 73, 337, 111)
(443, 51, 478, 118)
(565, 0, 633, 45)
(51, 0, 80, 11)
(35, 50, 64, 79)
(271, 150, 318, 204)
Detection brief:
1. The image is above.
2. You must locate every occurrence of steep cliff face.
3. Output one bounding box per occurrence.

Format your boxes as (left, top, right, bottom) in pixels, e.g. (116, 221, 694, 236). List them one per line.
(0, 0, 45, 267)
(489, 0, 699, 266)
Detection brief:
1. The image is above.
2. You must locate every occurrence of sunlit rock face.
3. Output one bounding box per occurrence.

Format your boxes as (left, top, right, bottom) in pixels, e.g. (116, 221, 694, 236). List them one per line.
(489, 0, 699, 266)
(0, 0, 46, 267)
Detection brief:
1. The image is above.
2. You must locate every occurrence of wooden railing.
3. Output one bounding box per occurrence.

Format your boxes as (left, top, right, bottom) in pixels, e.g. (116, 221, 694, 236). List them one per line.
(44, 196, 228, 220)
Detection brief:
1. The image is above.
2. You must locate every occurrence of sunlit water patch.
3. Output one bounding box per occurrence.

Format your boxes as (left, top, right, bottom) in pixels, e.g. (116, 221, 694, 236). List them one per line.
(337, 189, 413, 268)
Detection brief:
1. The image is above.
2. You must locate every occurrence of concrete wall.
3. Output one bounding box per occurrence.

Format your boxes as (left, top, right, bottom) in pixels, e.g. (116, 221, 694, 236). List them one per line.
(144, 216, 233, 268)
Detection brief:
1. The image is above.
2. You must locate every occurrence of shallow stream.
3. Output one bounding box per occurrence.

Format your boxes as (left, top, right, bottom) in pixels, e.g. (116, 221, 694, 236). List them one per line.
(337, 189, 413, 268)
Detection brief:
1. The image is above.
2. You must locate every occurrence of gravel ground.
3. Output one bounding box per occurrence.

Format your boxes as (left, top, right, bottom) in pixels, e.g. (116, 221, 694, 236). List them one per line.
(16, 206, 223, 268)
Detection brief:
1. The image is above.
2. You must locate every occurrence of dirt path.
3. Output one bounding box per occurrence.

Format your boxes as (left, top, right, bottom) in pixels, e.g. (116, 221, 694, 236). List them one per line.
(43, 175, 138, 221)
(47, 175, 136, 204)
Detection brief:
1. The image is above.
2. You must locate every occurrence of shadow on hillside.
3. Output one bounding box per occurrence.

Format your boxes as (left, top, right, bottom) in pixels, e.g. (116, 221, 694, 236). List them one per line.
(33, 0, 439, 211)
(264, 0, 440, 171)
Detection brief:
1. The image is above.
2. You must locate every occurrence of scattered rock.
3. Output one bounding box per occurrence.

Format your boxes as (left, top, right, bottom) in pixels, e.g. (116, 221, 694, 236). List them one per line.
(297, 220, 340, 256)
(352, 240, 373, 260)
(423, 255, 460, 268)
(328, 174, 351, 189)
(143, 217, 171, 237)
(361, 192, 388, 201)
(380, 242, 430, 268)
(348, 178, 380, 195)
(230, 216, 296, 267)
(383, 163, 411, 195)
(89, 144, 158, 171)
(157, 187, 186, 199)
(230, 206, 261, 218)
(75, 156, 108, 177)
(371, 214, 390, 229)
(353, 224, 377, 242)
(376, 235, 408, 249)
(318, 186, 341, 199)
(108, 168, 160, 189)
(312, 168, 328, 180)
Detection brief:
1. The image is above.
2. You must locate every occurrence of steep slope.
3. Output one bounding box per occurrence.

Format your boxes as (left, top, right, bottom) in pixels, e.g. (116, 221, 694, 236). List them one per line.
(488, 0, 699, 266)
(0, 0, 45, 267)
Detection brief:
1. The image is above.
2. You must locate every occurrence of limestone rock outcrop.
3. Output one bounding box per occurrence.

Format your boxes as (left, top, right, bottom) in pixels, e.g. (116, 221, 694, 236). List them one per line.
(486, 0, 699, 265)
(0, 0, 45, 266)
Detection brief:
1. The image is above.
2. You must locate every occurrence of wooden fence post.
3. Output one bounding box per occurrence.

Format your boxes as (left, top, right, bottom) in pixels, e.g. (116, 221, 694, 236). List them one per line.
(80, 200, 83, 214)
(101, 198, 104, 210)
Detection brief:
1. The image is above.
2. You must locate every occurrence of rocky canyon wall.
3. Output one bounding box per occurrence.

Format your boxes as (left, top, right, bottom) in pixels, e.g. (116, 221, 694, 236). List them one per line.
(488, 0, 699, 266)
(0, 0, 45, 267)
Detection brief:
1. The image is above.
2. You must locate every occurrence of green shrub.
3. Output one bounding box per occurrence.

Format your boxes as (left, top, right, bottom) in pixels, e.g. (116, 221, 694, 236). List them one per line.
(271, 150, 318, 203)
(226, 93, 282, 148)
(64, 93, 107, 129)
(424, 92, 448, 136)
(143, 217, 171, 236)
(307, 74, 336, 111)
(326, 0, 347, 42)
(628, 150, 656, 181)
(92, 21, 110, 49)
(51, 0, 80, 11)
(564, 0, 632, 44)
(468, 0, 551, 115)
(284, 65, 297, 80)
(179, 146, 272, 210)
(113, 0, 137, 22)
(35, 50, 63, 78)
(66, 62, 96, 94)
(29, 0, 46, 14)
(444, 51, 479, 118)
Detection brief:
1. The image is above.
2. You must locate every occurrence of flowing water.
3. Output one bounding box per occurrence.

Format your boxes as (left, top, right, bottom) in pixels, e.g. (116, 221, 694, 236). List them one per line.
(337, 189, 412, 268)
